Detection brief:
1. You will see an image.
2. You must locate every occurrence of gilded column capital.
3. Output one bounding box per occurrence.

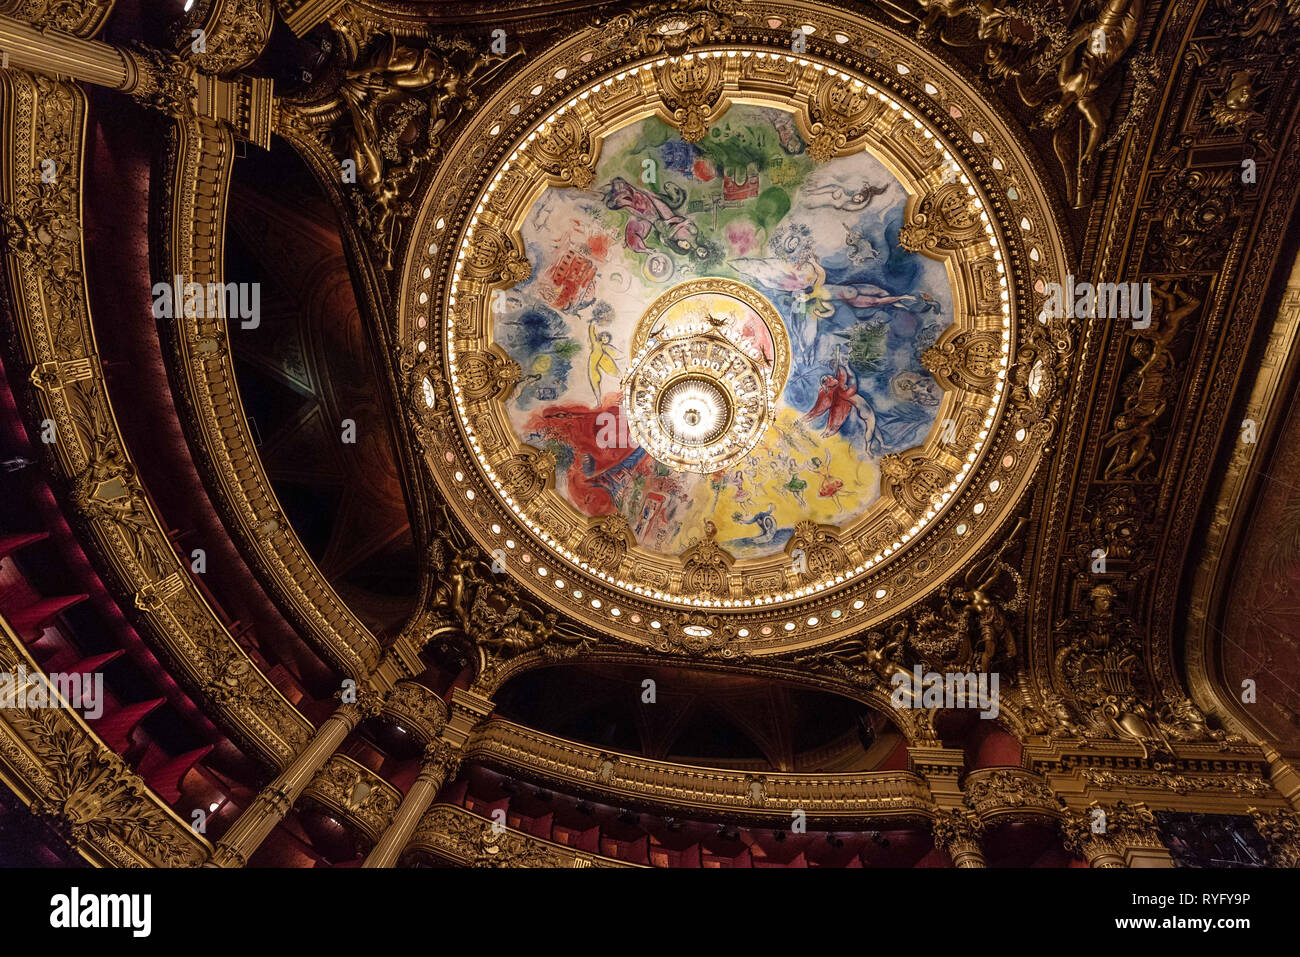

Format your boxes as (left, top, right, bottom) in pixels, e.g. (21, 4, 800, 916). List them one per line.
(1248, 807, 1300, 867)
(1061, 801, 1162, 868)
(963, 768, 1062, 824)
(420, 740, 463, 784)
(123, 42, 197, 117)
(930, 808, 986, 868)
(332, 687, 384, 729)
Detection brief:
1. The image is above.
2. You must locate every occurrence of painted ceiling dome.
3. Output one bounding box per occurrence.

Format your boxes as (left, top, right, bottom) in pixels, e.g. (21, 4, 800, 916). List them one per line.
(410, 16, 1067, 652)
(496, 104, 954, 560)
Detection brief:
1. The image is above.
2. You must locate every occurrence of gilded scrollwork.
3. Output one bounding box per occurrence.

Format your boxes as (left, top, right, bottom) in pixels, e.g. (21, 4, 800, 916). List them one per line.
(578, 512, 634, 574)
(526, 111, 599, 189)
(305, 756, 402, 840)
(785, 521, 849, 584)
(602, 0, 733, 57)
(922, 330, 1003, 395)
(0, 0, 114, 35)
(653, 53, 728, 143)
(800, 74, 886, 164)
(1248, 808, 1300, 867)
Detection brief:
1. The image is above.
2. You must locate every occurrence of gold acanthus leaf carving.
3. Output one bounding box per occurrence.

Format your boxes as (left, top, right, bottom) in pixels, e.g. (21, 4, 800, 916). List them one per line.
(12, 709, 206, 867)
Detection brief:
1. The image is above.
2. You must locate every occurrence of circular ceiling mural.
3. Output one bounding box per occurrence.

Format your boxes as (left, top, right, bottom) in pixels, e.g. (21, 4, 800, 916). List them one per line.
(405, 6, 1069, 653)
(495, 104, 954, 560)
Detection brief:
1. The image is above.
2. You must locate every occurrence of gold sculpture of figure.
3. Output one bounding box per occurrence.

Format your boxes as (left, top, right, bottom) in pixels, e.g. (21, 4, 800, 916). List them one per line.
(1040, 0, 1145, 169)
(1101, 412, 1155, 480)
(948, 520, 1024, 672)
(1102, 280, 1199, 480)
(484, 605, 562, 655)
(447, 546, 482, 629)
(329, 36, 449, 192)
(1210, 70, 1263, 130)
(1157, 695, 1243, 745)
(588, 320, 620, 400)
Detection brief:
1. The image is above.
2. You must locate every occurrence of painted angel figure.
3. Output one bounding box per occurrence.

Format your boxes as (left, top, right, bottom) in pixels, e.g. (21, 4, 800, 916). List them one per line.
(804, 349, 883, 454)
(733, 256, 916, 363)
(600, 176, 717, 262)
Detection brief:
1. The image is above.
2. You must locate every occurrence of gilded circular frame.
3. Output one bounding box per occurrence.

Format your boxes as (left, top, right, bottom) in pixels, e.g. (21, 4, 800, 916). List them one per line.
(403, 1, 1071, 655)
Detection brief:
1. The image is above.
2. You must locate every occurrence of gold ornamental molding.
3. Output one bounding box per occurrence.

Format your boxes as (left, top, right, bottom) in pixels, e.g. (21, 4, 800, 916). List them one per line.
(467, 718, 934, 823)
(401, 0, 1074, 656)
(379, 679, 448, 744)
(1183, 254, 1300, 750)
(0, 69, 312, 767)
(301, 753, 402, 843)
(168, 0, 274, 76)
(0, 613, 211, 867)
(1013, 0, 1300, 762)
(158, 110, 382, 679)
(407, 803, 641, 868)
(0, 0, 115, 37)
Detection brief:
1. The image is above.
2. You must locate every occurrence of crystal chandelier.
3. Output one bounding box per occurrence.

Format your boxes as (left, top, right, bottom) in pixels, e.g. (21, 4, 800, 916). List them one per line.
(622, 321, 776, 475)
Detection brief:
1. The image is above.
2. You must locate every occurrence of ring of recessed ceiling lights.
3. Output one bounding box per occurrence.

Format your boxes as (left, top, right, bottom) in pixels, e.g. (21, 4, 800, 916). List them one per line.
(404, 3, 1069, 653)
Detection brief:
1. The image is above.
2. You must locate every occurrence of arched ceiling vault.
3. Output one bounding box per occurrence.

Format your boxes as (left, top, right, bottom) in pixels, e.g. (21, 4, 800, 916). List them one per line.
(0, 0, 1299, 870)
